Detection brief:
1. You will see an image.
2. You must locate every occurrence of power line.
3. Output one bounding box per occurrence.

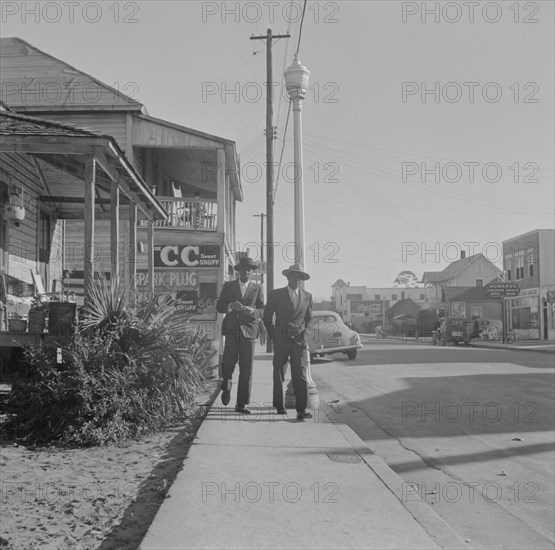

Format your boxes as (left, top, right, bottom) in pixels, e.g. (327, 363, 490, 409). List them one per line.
(191, 52, 259, 126)
(299, 135, 553, 217)
(296, 0, 308, 55)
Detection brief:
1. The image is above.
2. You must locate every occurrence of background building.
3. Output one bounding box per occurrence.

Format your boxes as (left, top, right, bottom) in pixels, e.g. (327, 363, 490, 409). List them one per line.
(421, 252, 502, 305)
(503, 229, 555, 340)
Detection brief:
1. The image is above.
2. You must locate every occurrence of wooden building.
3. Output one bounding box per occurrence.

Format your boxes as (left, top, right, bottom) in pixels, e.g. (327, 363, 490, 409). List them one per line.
(1, 37, 243, 347)
(0, 107, 166, 354)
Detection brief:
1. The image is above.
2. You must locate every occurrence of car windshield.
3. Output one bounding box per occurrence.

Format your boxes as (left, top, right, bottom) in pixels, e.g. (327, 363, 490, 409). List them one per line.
(312, 315, 338, 324)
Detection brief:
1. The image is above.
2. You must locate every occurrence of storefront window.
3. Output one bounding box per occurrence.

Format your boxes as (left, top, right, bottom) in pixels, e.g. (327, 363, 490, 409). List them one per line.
(508, 295, 539, 337)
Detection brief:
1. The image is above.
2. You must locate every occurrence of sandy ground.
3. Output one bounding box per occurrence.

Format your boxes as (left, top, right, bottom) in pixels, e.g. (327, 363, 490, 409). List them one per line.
(0, 382, 218, 550)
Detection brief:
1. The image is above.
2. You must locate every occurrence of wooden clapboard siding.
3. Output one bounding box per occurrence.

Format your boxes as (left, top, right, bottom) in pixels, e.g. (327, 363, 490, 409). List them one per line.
(36, 112, 128, 151)
(64, 217, 131, 280)
(1, 153, 40, 285)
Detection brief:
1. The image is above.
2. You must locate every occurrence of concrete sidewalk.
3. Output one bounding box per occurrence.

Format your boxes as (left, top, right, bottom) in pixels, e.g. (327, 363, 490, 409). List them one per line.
(140, 348, 470, 550)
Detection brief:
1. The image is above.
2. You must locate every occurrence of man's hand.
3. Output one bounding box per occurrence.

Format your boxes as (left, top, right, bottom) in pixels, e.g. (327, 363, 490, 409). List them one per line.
(258, 319, 268, 345)
(230, 301, 244, 311)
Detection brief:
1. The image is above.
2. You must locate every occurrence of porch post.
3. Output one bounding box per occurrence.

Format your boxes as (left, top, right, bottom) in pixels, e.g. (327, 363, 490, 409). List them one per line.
(216, 148, 227, 376)
(147, 217, 154, 292)
(83, 156, 96, 305)
(216, 148, 226, 234)
(129, 204, 137, 292)
(110, 183, 120, 286)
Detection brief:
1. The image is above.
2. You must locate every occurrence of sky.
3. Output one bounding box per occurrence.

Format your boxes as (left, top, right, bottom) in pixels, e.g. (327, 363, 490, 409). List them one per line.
(1, 0, 554, 300)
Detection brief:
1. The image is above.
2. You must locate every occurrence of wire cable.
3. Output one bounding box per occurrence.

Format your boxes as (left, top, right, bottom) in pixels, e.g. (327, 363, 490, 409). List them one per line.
(296, 0, 308, 55)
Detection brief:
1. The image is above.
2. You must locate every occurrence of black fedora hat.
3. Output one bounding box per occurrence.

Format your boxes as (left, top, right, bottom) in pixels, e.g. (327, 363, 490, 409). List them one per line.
(282, 263, 310, 281)
(234, 256, 259, 271)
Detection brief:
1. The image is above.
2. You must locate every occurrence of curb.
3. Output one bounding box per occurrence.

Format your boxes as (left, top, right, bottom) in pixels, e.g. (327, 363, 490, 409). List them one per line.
(362, 334, 554, 354)
(469, 343, 555, 354)
(326, 410, 471, 550)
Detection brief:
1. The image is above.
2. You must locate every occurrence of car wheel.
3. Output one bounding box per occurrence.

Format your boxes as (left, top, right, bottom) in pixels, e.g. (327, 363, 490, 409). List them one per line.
(346, 350, 357, 360)
(310, 354, 316, 361)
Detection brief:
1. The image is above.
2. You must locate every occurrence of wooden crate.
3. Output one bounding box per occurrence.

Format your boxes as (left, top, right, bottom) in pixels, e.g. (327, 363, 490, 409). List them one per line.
(8, 319, 27, 332)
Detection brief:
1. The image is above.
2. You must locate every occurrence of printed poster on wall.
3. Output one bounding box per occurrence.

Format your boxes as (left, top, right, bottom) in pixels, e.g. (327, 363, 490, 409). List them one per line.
(135, 270, 217, 318)
(452, 302, 466, 317)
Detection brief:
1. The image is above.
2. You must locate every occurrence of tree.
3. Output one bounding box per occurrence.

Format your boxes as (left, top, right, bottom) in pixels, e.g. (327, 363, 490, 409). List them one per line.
(393, 270, 419, 288)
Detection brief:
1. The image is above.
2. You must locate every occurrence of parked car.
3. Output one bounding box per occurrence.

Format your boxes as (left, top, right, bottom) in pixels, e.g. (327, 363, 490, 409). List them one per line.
(435, 317, 472, 346)
(307, 311, 362, 360)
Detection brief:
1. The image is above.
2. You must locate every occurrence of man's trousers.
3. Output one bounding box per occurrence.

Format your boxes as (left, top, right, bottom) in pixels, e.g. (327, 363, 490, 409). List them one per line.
(272, 341, 308, 413)
(221, 334, 255, 406)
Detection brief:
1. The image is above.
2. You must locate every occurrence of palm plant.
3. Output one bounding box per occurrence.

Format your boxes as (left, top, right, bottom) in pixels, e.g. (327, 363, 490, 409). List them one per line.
(7, 271, 217, 446)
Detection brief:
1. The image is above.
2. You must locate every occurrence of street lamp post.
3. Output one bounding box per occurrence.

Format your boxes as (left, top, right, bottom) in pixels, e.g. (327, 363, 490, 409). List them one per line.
(284, 55, 319, 409)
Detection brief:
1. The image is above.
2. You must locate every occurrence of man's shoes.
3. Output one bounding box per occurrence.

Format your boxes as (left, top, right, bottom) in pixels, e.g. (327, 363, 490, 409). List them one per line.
(235, 405, 251, 414)
(276, 407, 287, 415)
(296, 410, 313, 421)
(221, 389, 231, 406)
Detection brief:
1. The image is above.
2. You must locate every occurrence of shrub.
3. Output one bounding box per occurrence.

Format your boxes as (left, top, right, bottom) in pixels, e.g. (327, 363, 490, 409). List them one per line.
(5, 277, 216, 446)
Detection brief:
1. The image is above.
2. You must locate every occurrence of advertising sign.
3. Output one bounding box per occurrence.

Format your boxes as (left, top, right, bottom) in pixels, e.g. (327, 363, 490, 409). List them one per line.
(350, 301, 383, 316)
(135, 271, 217, 318)
(175, 291, 198, 314)
(452, 302, 466, 317)
(136, 270, 199, 291)
(154, 244, 220, 268)
(485, 282, 520, 298)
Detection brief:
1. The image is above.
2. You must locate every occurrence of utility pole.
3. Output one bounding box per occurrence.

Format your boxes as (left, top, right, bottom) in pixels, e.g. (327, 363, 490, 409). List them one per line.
(253, 212, 265, 287)
(251, 29, 290, 352)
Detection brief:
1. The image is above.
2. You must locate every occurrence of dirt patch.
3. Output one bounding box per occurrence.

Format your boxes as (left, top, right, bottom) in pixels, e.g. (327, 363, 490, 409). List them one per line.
(0, 382, 218, 550)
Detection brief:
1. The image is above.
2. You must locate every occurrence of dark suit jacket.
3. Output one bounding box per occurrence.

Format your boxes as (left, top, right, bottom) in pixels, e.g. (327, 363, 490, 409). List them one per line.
(263, 286, 313, 346)
(216, 279, 265, 340)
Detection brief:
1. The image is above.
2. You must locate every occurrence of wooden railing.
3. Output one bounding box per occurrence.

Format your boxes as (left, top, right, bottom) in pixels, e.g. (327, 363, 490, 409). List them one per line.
(143, 198, 218, 230)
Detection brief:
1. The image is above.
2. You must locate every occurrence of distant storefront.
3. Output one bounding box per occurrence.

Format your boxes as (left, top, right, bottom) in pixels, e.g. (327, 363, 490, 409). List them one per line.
(503, 229, 554, 340)
(505, 287, 554, 340)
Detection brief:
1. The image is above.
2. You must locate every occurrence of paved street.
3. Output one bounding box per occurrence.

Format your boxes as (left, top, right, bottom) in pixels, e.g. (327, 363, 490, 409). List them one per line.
(312, 336, 555, 549)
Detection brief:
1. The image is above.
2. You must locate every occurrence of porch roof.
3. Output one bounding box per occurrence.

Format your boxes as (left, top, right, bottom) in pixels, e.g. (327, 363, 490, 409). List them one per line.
(386, 298, 421, 319)
(0, 111, 167, 220)
(132, 114, 243, 202)
(445, 286, 499, 302)
(442, 287, 473, 303)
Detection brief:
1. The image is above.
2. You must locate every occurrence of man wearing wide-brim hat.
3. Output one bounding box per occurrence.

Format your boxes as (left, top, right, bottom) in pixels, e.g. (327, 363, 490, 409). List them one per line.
(263, 263, 313, 421)
(216, 256, 265, 414)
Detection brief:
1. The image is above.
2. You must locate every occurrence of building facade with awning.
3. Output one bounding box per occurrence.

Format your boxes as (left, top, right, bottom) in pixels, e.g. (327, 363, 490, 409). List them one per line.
(0, 107, 167, 350)
(1, 36, 244, 350)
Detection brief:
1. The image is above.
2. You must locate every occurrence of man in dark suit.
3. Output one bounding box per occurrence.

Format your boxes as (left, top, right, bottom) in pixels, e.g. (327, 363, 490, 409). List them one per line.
(216, 256, 265, 414)
(263, 264, 313, 421)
